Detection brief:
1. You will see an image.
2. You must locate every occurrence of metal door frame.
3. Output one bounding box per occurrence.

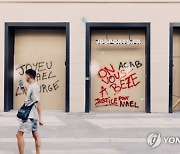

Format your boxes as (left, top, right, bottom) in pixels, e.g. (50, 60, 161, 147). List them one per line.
(85, 22, 151, 113)
(169, 23, 180, 113)
(4, 22, 70, 112)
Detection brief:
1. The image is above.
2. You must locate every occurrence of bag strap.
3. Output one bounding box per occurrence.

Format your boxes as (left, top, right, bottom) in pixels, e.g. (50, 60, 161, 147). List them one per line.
(25, 101, 37, 107)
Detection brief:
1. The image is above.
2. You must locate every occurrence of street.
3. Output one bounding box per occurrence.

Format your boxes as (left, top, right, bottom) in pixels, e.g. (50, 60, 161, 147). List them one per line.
(0, 111, 180, 154)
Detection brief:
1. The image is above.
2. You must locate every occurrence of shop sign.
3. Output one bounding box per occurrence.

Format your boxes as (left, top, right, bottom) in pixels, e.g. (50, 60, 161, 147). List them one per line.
(96, 39, 141, 45)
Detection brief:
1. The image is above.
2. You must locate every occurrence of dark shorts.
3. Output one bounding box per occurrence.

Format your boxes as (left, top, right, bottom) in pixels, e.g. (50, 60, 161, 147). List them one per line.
(19, 119, 38, 133)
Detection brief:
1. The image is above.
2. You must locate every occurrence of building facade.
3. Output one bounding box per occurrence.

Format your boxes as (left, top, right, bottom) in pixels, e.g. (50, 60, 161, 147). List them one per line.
(1, 0, 180, 113)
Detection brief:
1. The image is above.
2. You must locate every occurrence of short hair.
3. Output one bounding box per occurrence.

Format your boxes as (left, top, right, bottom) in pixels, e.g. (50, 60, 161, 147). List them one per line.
(25, 69, 36, 79)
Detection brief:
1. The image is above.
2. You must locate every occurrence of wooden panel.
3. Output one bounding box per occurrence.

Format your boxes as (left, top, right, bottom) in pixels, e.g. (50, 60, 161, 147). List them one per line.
(14, 29, 66, 110)
(91, 30, 146, 111)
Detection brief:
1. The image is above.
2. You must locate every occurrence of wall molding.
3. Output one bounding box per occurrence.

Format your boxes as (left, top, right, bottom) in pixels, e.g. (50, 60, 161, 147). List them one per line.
(1, 0, 180, 3)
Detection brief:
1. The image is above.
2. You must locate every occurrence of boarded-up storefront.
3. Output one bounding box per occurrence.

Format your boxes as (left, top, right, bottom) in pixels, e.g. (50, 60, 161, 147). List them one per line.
(172, 29, 180, 111)
(13, 29, 66, 110)
(86, 23, 150, 112)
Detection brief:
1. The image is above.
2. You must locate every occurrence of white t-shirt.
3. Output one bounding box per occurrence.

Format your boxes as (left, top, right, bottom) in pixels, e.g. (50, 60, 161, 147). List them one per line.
(24, 82, 40, 120)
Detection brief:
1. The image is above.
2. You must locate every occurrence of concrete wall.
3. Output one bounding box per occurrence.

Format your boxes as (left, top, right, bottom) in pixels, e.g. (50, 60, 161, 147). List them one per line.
(0, 0, 179, 112)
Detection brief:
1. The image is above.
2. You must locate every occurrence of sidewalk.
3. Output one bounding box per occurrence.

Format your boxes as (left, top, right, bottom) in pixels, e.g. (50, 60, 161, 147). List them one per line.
(0, 111, 180, 154)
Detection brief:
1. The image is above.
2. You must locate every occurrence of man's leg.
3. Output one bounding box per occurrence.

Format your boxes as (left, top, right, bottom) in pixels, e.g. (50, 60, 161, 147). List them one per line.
(16, 131, 25, 154)
(32, 131, 41, 154)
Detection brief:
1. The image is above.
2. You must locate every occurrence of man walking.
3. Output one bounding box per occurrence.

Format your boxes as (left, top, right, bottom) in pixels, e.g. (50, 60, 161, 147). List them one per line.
(16, 69, 43, 154)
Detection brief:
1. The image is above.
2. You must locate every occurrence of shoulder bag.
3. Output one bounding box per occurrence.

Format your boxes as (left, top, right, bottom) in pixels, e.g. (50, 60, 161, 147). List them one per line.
(17, 103, 35, 120)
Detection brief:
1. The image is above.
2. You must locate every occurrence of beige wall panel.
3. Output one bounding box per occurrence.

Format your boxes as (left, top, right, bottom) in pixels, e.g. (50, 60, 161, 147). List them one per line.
(14, 29, 66, 110)
(91, 30, 145, 111)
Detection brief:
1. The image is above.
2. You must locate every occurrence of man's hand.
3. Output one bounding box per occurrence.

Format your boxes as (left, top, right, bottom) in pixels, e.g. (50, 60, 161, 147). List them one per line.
(21, 87, 27, 95)
(39, 119, 44, 126)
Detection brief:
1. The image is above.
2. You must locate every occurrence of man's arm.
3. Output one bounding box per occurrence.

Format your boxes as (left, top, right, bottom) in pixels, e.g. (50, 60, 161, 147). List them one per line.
(36, 101, 43, 125)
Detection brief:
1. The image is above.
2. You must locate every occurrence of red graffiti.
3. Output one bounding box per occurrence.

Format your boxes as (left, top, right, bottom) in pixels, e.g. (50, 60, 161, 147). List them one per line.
(99, 86, 108, 97)
(119, 96, 129, 101)
(95, 97, 118, 106)
(98, 64, 115, 78)
(95, 63, 142, 108)
(97, 64, 140, 95)
(95, 95, 139, 108)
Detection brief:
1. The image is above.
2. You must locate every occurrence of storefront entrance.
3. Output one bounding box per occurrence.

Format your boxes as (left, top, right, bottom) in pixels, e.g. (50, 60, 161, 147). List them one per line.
(4, 23, 69, 112)
(14, 29, 66, 110)
(170, 23, 180, 112)
(85, 23, 150, 112)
